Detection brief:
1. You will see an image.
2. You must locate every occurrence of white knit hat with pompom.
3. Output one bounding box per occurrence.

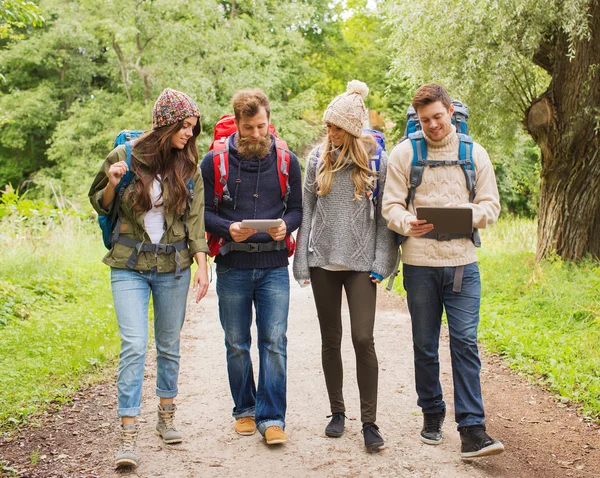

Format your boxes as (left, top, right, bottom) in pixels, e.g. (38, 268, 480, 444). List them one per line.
(322, 80, 369, 137)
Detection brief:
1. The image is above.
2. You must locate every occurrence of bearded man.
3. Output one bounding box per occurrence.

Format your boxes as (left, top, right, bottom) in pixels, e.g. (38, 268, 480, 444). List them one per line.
(200, 88, 302, 446)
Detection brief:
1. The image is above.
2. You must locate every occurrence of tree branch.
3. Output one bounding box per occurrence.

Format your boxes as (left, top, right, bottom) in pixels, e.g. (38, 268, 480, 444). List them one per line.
(533, 39, 554, 74)
(112, 39, 133, 103)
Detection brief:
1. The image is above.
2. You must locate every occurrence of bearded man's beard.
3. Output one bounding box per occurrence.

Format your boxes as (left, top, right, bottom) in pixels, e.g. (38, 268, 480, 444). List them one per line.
(237, 133, 271, 159)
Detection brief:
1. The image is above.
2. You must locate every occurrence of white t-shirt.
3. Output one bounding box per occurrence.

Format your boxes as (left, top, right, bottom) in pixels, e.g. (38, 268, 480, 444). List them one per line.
(144, 176, 165, 244)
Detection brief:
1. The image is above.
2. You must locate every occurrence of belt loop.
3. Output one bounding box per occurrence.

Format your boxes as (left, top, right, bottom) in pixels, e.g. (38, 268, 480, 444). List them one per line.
(453, 265, 464, 293)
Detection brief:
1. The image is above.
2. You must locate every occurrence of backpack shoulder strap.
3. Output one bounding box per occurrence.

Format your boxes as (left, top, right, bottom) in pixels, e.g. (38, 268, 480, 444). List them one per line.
(116, 141, 135, 193)
(457, 133, 476, 201)
(368, 144, 383, 206)
(274, 137, 291, 212)
(406, 131, 427, 209)
(456, 133, 481, 246)
(110, 140, 136, 245)
(211, 137, 231, 211)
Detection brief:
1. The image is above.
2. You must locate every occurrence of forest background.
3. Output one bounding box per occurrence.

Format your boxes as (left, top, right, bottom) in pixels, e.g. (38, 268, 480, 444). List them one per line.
(0, 0, 598, 438)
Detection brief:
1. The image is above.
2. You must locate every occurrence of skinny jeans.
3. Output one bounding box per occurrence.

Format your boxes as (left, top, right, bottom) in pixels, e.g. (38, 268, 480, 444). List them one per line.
(309, 267, 378, 423)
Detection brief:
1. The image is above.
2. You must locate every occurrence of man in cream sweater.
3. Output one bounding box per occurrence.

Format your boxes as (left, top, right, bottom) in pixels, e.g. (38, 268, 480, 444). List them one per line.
(382, 83, 504, 459)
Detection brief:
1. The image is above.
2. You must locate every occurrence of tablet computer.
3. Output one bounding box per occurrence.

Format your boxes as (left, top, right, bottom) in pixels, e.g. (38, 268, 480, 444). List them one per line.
(240, 219, 283, 233)
(416, 207, 473, 235)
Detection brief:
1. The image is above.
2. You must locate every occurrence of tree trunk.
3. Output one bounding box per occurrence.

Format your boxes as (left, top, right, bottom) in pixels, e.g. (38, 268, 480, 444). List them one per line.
(112, 39, 133, 103)
(528, 2, 600, 261)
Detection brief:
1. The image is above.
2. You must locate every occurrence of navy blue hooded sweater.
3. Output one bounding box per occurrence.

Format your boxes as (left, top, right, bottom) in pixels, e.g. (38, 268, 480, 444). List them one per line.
(200, 133, 303, 269)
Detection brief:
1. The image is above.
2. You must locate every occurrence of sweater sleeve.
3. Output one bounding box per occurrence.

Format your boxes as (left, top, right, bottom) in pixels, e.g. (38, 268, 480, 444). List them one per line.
(292, 149, 318, 282)
(468, 144, 501, 228)
(381, 142, 417, 236)
(372, 152, 400, 278)
(199, 151, 234, 241)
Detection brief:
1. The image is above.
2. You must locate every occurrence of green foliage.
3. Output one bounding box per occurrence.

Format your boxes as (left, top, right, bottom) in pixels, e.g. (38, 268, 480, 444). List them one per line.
(382, 0, 556, 147)
(395, 217, 600, 419)
(0, 184, 84, 239)
(0, 0, 44, 41)
(493, 135, 541, 217)
(0, 0, 539, 216)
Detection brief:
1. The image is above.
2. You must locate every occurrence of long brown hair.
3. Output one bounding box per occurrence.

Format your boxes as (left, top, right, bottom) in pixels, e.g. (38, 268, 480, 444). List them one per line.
(314, 133, 377, 199)
(129, 119, 201, 215)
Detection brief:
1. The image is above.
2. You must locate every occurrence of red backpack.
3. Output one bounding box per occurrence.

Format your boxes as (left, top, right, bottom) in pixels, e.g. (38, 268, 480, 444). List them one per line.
(207, 114, 296, 257)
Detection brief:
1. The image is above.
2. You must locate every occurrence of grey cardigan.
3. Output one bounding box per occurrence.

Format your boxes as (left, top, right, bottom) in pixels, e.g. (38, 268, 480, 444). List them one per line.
(293, 146, 398, 282)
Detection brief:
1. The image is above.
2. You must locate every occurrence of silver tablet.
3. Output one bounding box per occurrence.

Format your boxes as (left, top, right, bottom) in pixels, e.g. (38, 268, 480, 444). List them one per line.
(240, 219, 283, 232)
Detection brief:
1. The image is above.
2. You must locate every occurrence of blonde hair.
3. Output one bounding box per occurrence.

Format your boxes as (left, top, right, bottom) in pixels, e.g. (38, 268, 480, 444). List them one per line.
(314, 133, 377, 199)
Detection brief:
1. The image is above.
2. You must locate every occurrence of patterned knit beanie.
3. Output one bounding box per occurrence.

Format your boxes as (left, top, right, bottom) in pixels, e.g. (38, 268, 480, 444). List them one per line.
(152, 88, 201, 130)
(322, 80, 369, 137)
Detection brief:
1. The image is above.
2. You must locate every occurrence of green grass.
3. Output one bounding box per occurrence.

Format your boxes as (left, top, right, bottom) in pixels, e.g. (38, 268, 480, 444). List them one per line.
(477, 217, 600, 420)
(0, 217, 120, 430)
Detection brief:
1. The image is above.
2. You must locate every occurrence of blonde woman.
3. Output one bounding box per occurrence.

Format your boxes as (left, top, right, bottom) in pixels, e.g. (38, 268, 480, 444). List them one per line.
(293, 81, 397, 451)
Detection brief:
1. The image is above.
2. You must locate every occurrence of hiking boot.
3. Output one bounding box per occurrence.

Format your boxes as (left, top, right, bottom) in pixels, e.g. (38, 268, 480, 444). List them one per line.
(325, 413, 346, 437)
(115, 423, 138, 468)
(458, 424, 505, 458)
(264, 426, 287, 445)
(362, 422, 384, 451)
(421, 408, 446, 445)
(234, 417, 257, 436)
(156, 404, 183, 444)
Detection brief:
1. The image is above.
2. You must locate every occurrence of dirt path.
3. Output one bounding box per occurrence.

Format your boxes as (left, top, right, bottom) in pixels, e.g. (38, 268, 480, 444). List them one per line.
(2, 267, 599, 477)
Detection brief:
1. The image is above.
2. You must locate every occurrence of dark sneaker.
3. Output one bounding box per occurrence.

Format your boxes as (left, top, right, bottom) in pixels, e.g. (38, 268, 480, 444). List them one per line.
(362, 422, 384, 451)
(421, 408, 446, 445)
(325, 413, 346, 437)
(458, 425, 505, 458)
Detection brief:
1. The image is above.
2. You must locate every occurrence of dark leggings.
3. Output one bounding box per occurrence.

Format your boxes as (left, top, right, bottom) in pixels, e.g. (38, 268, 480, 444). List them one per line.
(309, 267, 378, 423)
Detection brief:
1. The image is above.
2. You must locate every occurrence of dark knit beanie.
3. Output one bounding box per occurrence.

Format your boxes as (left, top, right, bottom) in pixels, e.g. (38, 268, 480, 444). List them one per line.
(152, 88, 201, 130)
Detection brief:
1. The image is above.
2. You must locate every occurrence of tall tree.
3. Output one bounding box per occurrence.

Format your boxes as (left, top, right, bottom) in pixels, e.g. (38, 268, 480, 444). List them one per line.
(383, 0, 600, 261)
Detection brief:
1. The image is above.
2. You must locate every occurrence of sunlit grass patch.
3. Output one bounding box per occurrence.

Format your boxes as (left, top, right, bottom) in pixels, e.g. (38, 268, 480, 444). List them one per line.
(0, 210, 120, 430)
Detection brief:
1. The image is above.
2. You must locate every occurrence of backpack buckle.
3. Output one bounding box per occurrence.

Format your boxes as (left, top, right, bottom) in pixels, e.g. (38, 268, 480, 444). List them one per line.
(246, 243, 260, 253)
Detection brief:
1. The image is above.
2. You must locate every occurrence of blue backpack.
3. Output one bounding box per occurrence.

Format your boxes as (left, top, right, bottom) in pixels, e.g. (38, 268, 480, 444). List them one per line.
(98, 130, 145, 249)
(386, 101, 479, 290)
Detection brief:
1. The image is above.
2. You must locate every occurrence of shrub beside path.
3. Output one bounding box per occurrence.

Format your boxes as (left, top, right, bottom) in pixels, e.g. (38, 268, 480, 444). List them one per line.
(1, 267, 599, 477)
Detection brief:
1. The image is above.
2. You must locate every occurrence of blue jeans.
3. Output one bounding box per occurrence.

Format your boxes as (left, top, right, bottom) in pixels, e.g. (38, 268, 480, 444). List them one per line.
(403, 263, 485, 428)
(111, 267, 190, 417)
(216, 265, 289, 435)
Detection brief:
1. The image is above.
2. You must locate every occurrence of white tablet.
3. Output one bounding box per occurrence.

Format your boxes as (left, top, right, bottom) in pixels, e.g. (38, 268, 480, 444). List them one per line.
(240, 219, 283, 232)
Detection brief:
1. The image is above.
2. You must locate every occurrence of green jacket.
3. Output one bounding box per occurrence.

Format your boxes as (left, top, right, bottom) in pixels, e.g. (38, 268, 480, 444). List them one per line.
(89, 144, 209, 272)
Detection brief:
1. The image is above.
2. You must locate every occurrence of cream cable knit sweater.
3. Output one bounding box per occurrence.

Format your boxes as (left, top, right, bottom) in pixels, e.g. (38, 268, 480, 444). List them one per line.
(382, 126, 501, 267)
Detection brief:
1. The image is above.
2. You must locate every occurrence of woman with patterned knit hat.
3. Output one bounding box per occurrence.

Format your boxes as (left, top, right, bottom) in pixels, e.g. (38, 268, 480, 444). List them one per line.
(293, 80, 397, 451)
(89, 88, 210, 468)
